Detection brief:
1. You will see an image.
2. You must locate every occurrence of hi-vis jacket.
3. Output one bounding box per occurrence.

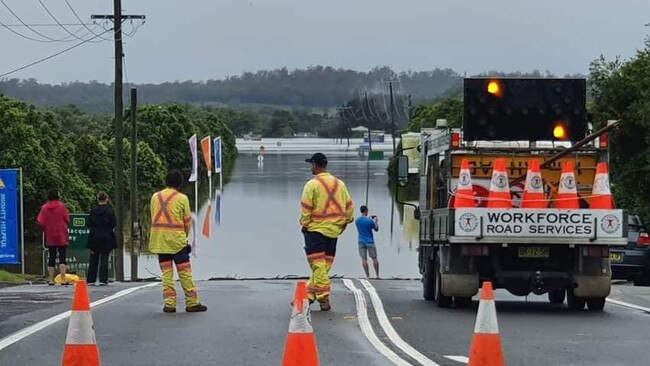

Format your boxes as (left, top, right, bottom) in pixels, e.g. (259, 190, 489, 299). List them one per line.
(149, 188, 193, 254)
(301, 172, 354, 238)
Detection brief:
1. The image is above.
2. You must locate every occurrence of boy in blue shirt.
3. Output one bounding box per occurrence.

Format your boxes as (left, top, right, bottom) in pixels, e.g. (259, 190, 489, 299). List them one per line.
(355, 205, 379, 279)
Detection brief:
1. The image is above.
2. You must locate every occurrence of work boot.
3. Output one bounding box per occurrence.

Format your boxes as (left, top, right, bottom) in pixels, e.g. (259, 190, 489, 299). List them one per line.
(163, 306, 176, 313)
(318, 298, 331, 311)
(186, 303, 208, 312)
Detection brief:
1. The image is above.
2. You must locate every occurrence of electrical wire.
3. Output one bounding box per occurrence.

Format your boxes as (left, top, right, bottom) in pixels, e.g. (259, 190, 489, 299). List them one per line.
(0, 28, 112, 79)
(37, 0, 99, 42)
(0, 0, 76, 42)
(64, 0, 112, 41)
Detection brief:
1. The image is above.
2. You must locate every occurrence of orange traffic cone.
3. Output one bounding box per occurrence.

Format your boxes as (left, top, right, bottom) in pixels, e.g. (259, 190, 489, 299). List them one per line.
(556, 161, 579, 209)
(468, 282, 505, 366)
(487, 158, 511, 208)
(282, 281, 319, 366)
(522, 159, 547, 208)
(62, 280, 101, 366)
(590, 162, 615, 209)
(454, 159, 476, 208)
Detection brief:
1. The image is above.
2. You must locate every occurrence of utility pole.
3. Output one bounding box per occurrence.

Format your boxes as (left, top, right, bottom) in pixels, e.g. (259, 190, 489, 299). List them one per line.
(389, 81, 396, 154)
(92, 6, 145, 282)
(130, 88, 139, 281)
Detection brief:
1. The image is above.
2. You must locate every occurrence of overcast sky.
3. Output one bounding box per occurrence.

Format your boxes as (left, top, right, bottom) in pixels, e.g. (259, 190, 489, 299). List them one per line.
(0, 0, 648, 84)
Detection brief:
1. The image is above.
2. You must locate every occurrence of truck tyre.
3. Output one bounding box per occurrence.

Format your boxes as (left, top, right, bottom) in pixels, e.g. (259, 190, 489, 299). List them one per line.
(586, 297, 606, 311)
(434, 256, 452, 308)
(566, 288, 586, 310)
(422, 256, 435, 301)
(548, 289, 566, 304)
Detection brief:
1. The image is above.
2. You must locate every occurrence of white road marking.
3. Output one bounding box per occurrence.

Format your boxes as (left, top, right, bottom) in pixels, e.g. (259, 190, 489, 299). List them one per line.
(342, 279, 413, 366)
(359, 279, 441, 366)
(444, 355, 469, 363)
(0, 282, 158, 352)
(606, 298, 650, 313)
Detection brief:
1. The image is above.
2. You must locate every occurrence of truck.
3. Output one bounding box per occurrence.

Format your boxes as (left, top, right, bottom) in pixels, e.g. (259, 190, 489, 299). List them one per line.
(396, 78, 627, 311)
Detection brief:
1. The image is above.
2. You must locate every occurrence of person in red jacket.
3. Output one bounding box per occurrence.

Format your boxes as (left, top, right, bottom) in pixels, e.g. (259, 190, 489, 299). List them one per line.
(37, 189, 70, 285)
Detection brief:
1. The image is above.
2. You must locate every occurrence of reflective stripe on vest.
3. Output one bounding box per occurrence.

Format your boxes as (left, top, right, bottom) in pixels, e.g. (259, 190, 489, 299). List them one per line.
(312, 176, 346, 220)
(152, 191, 184, 230)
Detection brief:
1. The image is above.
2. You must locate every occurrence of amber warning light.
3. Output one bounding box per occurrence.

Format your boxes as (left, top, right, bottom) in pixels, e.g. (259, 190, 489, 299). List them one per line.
(553, 123, 567, 140)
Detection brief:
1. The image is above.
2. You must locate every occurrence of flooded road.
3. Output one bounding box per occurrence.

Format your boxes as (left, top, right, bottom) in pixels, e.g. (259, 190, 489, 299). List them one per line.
(131, 150, 420, 280)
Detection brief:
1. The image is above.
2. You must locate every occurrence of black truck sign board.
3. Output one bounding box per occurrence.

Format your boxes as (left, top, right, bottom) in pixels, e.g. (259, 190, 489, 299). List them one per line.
(454, 208, 624, 239)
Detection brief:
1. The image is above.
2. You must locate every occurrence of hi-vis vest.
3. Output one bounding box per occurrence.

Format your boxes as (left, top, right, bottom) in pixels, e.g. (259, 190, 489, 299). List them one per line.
(300, 172, 354, 238)
(149, 188, 193, 254)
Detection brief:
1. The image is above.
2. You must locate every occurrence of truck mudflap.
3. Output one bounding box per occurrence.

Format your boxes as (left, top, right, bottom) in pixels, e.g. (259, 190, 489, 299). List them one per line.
(441, 273, 479, 297)
(452, 208, 627, 246)
(573, 275, 611, 298)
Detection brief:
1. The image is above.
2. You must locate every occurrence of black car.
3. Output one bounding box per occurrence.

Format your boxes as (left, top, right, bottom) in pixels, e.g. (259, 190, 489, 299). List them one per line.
(610, 215, 650, 285)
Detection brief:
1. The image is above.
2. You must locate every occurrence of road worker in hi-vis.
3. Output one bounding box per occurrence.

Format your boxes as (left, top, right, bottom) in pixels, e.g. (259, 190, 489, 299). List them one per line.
(300, 153, 354, 311)
(149, 170, 207, 313)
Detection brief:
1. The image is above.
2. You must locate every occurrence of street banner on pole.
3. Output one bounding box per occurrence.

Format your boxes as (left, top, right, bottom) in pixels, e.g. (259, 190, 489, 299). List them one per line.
(200, 136, 212, 177)
(202, 203, 212, 239)
(188, 134, 198, 182)
(191, 212, 198, 257)
(0, 169, 20, 264)
(213, 136, 222, 174)
(214, 189, 222, 225)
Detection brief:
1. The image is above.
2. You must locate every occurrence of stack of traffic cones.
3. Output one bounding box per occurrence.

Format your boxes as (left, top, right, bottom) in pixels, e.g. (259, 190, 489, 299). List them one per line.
(522, 159, 547, 208)
(453, 159, 476, 208)
(282, 281, 320, 366)
(487, 158, 512, 208)
(556, 161, 579, 209)
(62, 280, 101, 366)
(590, 162, 615, 209)
(468, 282, 505, 366)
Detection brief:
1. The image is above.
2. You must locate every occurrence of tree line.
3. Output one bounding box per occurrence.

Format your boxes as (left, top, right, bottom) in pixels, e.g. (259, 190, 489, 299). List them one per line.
(0, 96, 238, 273)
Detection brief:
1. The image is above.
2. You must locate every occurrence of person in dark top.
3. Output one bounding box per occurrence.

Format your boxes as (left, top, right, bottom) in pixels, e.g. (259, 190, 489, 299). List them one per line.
(87, 191, 117, 285)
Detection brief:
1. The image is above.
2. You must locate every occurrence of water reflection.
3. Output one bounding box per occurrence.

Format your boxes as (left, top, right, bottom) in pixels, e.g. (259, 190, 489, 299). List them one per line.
(132, 153, 420, 280)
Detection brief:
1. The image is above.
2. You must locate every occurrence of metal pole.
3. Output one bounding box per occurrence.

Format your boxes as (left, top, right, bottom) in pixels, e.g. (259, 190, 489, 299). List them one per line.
(113, 0, 125, 282)
(129, 88, 138, 281)
(365, 126, 371, 206)
(389, 81, 396, 154)
(19, 168, 24, 275)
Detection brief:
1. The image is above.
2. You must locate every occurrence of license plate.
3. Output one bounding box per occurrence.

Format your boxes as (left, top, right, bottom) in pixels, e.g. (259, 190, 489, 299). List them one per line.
(610, 252, 623, 262)
(518, 246, 550, 258)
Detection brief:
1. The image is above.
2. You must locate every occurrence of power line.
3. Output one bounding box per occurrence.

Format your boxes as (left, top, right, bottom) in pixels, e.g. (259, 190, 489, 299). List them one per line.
(0, 28, 112, 79)
(37, 0, 98, 42)
(0, 0, 76, 42)
(0, 23, 97, 27)
(64, 0, 112, 41)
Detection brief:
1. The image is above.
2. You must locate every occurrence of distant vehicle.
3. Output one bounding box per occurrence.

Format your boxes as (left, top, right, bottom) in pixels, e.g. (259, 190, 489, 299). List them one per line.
(610, 215, 650, 285)
(363, 131, 385, 143)
(243, 133, 262, 141)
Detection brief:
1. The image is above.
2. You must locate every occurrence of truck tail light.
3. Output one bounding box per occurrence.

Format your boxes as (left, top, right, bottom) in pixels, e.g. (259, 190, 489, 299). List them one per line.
(582, 246, 609, 257)
(637, 232, 650, 247)
(451, 132, 460, 148)
(461, 245, 488, 256)
(599, 133, 608, 148)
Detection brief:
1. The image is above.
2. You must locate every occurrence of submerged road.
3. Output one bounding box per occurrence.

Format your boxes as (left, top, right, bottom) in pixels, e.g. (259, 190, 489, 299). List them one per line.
(1, 280, 650, 365)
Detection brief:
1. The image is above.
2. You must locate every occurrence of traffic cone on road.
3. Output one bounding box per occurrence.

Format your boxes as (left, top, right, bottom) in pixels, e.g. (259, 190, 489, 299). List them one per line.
(487, 158, 512, 208)
(62, 280, 101, 366)
(468, 282, 505, 366)
(282, 281, 320, 366)
(453, 159, 476, 208)
(590, 162, 615, 209)
(522, 159, 547, 208)
(556, 161, 579, 209)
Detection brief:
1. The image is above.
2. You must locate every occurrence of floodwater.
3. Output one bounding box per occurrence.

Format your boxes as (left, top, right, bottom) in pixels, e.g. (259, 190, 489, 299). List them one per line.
(129, 147, 420, 280)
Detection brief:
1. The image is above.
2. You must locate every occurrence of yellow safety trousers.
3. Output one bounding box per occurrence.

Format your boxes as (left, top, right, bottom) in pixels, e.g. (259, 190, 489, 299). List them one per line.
(307, 252, 335, 301)
(160, 260, 200, 308)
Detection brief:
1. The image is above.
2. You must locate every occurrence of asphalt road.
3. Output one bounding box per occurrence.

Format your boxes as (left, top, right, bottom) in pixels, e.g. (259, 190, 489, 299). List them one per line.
(1, 280, 650, 365)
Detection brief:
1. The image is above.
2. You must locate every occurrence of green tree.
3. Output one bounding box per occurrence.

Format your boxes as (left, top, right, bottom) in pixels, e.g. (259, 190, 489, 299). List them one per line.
(408, 98, 463, 131)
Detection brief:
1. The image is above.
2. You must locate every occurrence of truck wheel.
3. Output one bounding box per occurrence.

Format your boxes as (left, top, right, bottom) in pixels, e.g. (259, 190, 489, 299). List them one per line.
(586, 297, 606, 311)
(422, 256, 435, 301)
(566, 288, 585, 310)
(548, 289, 566, 304)
(434, 256, 452, 308)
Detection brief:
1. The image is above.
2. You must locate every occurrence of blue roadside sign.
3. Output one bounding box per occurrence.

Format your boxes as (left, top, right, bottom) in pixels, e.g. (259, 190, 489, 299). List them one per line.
(0, 169, 20, 264)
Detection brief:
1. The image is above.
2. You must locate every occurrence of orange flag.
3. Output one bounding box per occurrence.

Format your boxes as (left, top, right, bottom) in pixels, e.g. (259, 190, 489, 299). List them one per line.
(200, 136, 212, 177)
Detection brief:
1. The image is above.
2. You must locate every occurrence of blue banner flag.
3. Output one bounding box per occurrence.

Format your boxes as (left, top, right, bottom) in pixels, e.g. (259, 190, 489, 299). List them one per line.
(0, 169, 20, 264)
(214, 189, 222, 225)
(213, 136, 222, 174)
